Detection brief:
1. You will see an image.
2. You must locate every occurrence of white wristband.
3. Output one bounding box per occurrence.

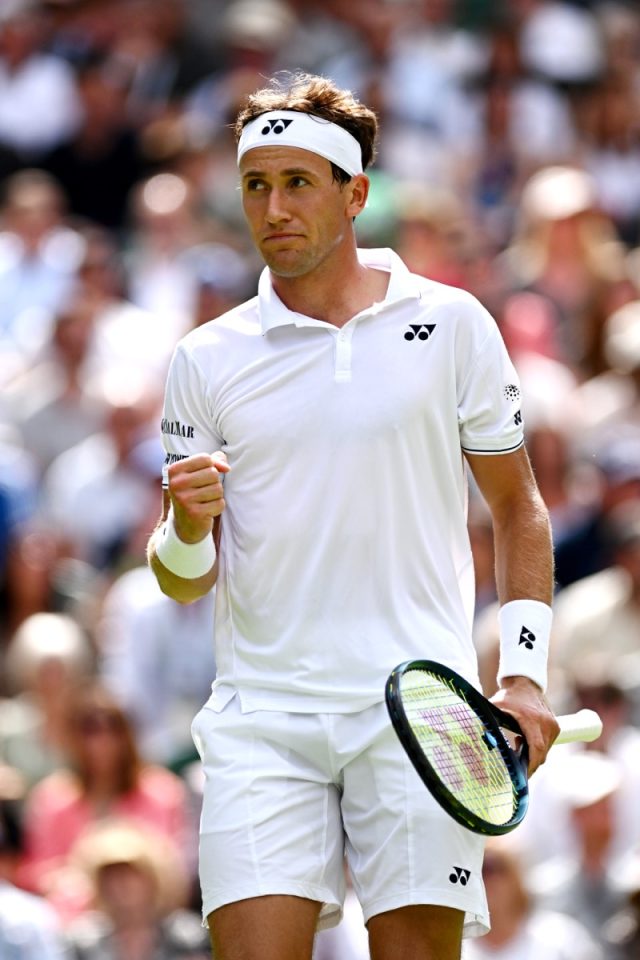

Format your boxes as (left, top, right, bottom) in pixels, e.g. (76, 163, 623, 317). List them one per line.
(155, 508, 216, 579)
(497, 600, 552, 692)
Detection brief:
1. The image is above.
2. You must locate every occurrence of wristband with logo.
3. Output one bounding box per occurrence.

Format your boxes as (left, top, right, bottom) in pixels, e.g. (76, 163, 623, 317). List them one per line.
(497, 599, 552, 692)
(155, 508, 216, 579)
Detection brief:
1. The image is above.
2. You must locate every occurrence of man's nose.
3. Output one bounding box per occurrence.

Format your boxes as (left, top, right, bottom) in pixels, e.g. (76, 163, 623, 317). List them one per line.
(265, 188, 291, 223)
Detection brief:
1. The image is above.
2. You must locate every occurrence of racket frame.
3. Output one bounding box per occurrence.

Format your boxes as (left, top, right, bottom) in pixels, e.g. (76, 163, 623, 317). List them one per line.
(386, 659, 530, 835)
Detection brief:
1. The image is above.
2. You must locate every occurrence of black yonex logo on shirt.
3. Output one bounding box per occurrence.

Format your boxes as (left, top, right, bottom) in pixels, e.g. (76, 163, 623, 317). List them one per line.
(261, 118, 294, 135)
(404, 323, 436, 341)
(449, 866, 471, 885)
(519, 626, 536, 650)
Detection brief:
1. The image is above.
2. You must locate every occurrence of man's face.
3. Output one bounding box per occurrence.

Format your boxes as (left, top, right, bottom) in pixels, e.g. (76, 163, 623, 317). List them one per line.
(239, 145, 364, 279)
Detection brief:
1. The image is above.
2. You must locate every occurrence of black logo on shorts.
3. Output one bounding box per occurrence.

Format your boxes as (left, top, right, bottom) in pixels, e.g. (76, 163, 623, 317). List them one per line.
(519, 626, 536, 650)
(449, 866, 471, 885)
(404, 323, 435, 342)
(261, 118, 294, 135)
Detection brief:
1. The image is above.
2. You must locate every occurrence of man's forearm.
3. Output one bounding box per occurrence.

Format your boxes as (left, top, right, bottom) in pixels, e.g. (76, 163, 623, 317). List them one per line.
(492, 494, 554, 606)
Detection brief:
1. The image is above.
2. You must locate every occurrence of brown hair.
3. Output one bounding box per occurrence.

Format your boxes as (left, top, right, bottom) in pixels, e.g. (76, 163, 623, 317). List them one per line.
(234, 72, 378, 183)
(65, 682, 142, 795)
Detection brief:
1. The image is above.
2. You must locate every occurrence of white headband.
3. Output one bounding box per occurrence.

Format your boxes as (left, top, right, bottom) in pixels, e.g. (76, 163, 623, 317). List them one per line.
(237, 110, 363, 177)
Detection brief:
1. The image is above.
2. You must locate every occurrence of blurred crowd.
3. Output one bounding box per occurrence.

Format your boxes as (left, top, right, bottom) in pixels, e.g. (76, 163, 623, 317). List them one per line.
(0, 0, 640, 957)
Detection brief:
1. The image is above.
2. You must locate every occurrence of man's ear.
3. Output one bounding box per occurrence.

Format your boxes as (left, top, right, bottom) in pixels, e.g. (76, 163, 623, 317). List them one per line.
(345, 173, 370, 219)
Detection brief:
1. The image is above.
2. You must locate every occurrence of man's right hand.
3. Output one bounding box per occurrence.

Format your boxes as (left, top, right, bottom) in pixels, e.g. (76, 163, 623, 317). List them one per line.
(167, 451, 230, 543)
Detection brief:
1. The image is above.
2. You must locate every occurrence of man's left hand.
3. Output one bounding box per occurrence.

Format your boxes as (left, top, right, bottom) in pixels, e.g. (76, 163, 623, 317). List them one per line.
(491, 677, 560, 775)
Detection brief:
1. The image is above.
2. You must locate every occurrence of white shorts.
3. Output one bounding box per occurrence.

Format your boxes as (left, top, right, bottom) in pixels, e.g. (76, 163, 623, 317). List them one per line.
(191, 694, 489, 938)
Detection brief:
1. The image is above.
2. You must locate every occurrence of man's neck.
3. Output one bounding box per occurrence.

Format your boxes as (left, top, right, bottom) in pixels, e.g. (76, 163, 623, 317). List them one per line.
(272, 261, 390, 328)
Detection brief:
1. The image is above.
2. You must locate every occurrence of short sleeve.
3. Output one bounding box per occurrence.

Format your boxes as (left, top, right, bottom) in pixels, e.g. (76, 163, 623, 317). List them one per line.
(457, 302, 524, 455)
(161, 343, 222, 488)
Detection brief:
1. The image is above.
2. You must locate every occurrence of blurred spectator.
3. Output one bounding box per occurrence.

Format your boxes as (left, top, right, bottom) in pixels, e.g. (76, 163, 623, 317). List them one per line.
(528, 750, 627, 947)
(0, 0, 80, 161)
(510, 655, 640, 872)
(378, 0, 484, 184)
(463, 23, 578, 247)
(552, 500, 640, 688)
(0, 424, 43, 638)
(76, 224, 181, 389)
(41, 50, 148, 232)
(393, 182, 470, 289)
(581, 76, 640, 248)
(40, 385, 162, 573)
(0, 797, 70, 959)
(573, 299, 640, 448)
(97, 565, 215, 769)
(276, 0, 371, 95)
(462, 836, 603, 959)
(185, 0, 299, 139)
(65, 817, 208, 959)
(183, 241, 257, 327)
(553, 436, 640, 587)
(500, 164, 632, 378)
(20, 681, 195, 925)
(0, 168, 84, 377)
(109, 0, 217, 126)
(124, 172, 211, 339)
(516, 0, 606, 92)
(0, 423, 39, 567)
(603, 850, 640, 960)
(0, 611, 94, 788)
(5, 296, 106, 476)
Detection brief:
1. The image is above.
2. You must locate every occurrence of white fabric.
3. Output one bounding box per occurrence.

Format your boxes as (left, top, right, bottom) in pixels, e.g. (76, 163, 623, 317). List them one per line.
(155, 506, 217, 578)
(238, 110, 363, 176)
(161, 247, 524, 713)
(497, 600, 552, 691)
(192, 696, 488, 936)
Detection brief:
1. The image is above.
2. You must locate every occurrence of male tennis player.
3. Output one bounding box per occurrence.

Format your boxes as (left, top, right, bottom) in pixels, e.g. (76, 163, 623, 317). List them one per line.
(148, 73, 559, 960)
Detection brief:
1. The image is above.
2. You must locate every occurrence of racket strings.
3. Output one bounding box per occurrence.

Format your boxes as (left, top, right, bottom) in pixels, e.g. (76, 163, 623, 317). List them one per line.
(400, 673, 518, 825)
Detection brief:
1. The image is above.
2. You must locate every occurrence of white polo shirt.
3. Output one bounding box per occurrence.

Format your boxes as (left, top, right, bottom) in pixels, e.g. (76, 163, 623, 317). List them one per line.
(161, 248, 524, 712)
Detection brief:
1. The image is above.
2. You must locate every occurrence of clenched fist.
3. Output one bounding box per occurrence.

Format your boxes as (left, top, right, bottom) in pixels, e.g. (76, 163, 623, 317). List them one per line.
(167, 451, 230, 543)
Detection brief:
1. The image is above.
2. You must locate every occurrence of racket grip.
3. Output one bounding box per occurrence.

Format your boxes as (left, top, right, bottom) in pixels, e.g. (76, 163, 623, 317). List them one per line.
(554, 709, 603, 745)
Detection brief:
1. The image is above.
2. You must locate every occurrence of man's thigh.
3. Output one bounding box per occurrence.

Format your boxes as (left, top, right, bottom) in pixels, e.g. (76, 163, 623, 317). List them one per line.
(368, 904, 464, 960)
(208, 895, 322, 960)
(336, 704, 489, 939)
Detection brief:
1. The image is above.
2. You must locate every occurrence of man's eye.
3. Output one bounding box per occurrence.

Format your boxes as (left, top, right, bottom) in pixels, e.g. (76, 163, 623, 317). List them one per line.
(290, 177, 308, 188)
(246, 179, 266, 191)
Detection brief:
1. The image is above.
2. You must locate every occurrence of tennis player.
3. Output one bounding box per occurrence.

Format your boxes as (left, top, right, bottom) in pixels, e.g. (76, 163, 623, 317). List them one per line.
(148, 73, 559, 960)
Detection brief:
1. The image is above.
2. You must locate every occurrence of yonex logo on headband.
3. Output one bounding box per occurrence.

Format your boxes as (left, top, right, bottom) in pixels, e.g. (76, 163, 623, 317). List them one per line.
(238, 110, 364, 177)
(261, 118, 294, 135)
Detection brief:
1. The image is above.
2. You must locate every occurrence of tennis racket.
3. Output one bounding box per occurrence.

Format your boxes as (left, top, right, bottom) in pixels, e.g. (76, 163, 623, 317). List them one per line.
(385, 659, 603, 836)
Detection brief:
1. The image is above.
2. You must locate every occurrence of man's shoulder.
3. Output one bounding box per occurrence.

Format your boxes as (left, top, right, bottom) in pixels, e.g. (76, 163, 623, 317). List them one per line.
(411, 273, 486, 315)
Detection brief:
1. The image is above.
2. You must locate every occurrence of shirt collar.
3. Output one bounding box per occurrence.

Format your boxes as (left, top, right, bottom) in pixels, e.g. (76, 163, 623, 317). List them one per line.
(258, 247, 422, 333)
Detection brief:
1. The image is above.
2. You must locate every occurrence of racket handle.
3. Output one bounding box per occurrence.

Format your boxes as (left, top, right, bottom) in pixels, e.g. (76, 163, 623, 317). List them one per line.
(554, 709, 603, 745)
